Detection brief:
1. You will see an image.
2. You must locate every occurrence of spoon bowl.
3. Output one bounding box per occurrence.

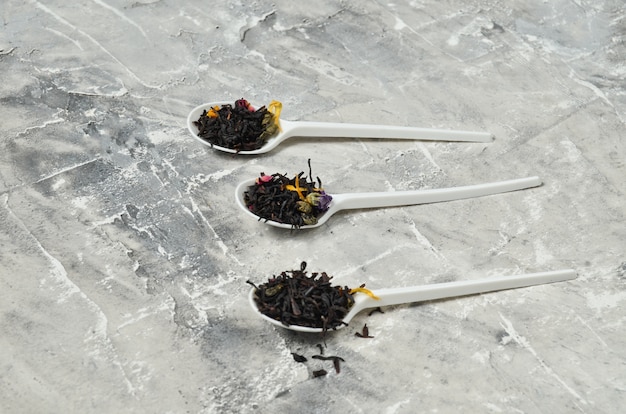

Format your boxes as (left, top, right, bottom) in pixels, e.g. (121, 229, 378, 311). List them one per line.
(249, 269, 577, 333)
(187, 101, 494, 155)
(236, 176, 543, 229)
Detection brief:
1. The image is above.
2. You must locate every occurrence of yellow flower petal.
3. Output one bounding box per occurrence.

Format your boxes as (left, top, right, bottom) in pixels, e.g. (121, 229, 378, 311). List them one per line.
(285, 175, 306, 200)
(268, 100, 282, 132)
(207, 105, 220, 118)
(349, 287, 380, 300)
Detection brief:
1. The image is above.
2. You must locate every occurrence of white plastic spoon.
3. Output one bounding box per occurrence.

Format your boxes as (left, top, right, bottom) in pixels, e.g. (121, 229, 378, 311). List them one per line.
(187, 102, 493, 155)
(236, 176, 542, 229)
(249, 269, 577, 333)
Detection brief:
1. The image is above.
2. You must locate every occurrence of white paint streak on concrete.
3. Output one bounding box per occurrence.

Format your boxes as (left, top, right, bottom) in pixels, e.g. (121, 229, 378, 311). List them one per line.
(336, 243, 418, 279)
(19, 116, 65, 137)
(34, 1, 158, 89)
(117, 298, 174, 331)
(2, 193, 137, 394)
(385, 398, 411, 414)
(44, 26, 84, 50)
(35, 158, 101, 184)
(92, 0, 149, 40)
(416, 142, 442, 170)
(186, 196, 243, 266)
(575, 315, 609, 349)
(585, 290, 626, 313)
(409, 219, 448, 263)
(499, 313, 587, 405)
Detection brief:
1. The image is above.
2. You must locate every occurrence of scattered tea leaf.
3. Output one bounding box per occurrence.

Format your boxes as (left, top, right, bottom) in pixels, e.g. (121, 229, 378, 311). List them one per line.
(368, 307, 385, 316)
(333, 358, 341, 374)
(316, 344, 325, 355)
(312, 355, 345, 374)
(355, 323, 374, 338)
(291, 353, 307, 363)
(312, 369, 328, 378)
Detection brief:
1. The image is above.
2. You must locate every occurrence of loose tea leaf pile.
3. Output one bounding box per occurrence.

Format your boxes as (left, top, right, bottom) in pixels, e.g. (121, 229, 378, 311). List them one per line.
(193, 98, 281, 151)
(247, 262, 355, 332)
(243, 161, 333, 228)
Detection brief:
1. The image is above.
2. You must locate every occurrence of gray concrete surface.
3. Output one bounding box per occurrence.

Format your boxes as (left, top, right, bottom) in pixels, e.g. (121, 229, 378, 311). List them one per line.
(1, 1, 625, 413)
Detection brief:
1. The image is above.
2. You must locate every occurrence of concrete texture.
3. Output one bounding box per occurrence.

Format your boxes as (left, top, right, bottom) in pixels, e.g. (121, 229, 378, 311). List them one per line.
(1, 1, 625, 413)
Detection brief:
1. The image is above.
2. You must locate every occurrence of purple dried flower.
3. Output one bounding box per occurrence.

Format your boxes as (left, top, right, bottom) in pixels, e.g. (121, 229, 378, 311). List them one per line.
(305, 191, 333, 212)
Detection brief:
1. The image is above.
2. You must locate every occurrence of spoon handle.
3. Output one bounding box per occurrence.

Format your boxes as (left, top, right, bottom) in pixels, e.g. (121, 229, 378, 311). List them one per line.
(284, 120, 493, 143)
(332, 176, 542, 211)
(370, 269, 577, 308)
